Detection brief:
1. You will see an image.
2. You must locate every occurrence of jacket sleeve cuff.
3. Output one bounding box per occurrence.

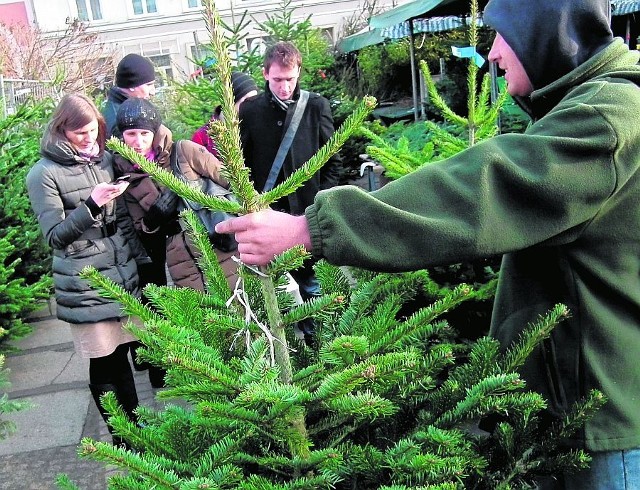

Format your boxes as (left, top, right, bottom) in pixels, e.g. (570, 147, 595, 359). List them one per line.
(305, 203, 324, 258)
(84, 196, 102, 218)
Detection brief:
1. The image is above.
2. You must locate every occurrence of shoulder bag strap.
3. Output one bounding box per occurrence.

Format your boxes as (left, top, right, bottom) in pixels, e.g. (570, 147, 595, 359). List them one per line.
(262, 90, 310, 192)
(169, 140, 193, 212)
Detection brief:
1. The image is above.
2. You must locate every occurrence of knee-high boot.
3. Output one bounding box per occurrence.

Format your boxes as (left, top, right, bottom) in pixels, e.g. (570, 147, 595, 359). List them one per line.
(114, 373, 139, 425)
(89, 383, 130, 447)
(89, 384, 138, 448)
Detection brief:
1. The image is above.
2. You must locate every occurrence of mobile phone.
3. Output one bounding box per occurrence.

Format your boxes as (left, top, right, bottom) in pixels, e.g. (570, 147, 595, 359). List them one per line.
(109, 174, 131, 185)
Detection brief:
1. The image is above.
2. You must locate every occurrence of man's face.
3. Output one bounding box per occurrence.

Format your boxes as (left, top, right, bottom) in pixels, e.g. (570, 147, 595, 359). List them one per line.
(263, 63, 300, 101)
(122, 128, 155, 155)
(128, 81, 156, 99)
(488, 33, 533, 97)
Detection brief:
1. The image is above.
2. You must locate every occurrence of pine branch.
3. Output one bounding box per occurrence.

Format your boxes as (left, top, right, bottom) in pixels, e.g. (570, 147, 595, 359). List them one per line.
(502, 304, 570, 372)
(371, 284, 471, 353)
(266, 245, 310, 277)
(179, 209, 234, 300)
(420, 60, 468, 128)
(79, 266, 162, 324)
(201, 0, 260, 211)
(106, 138, 244, 215)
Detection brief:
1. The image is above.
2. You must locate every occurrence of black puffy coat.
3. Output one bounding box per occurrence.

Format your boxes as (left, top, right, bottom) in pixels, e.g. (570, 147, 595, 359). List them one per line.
(26, 140, 142, 324)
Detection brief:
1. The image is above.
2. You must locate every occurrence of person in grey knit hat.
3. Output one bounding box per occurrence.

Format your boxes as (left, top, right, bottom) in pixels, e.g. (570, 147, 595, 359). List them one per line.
(105, 58, 164, 384)
(218, 2, 640, 487)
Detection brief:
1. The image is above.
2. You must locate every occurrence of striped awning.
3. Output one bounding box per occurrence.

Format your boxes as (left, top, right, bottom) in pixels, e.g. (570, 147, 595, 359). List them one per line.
(369, 0, 460, 29)
(381, 15, 484, 39)
(612, 0, 640, 15)
(338, 1, 639, 53)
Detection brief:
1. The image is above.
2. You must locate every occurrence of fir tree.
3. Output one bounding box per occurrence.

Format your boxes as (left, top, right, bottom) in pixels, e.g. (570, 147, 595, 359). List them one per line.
(58, 0, 605, 488)
(362, 0, 508, 180)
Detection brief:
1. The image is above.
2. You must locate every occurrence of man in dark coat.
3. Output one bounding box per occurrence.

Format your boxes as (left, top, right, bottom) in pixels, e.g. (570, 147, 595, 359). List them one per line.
(238, 41, 342, 330)
(103, 53, 157, 138)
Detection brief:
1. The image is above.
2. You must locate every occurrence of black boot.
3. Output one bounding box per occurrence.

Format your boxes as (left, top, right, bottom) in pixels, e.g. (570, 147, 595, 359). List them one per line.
(89, 383, 131, 448)
(114, 373, 139, 425)
(148, 365, 167, 388)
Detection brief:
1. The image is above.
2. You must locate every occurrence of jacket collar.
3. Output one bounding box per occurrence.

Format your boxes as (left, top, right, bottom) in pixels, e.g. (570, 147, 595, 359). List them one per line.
(521, 39, 640, 119)
(41, 138, 103, 166)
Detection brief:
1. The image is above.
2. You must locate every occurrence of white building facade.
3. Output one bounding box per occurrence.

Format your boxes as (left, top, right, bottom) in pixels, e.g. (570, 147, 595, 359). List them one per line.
(18, 0, 393, 83)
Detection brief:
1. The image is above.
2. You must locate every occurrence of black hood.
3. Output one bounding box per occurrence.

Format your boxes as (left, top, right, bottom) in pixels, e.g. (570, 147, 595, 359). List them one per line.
(484, 0, 614, 90)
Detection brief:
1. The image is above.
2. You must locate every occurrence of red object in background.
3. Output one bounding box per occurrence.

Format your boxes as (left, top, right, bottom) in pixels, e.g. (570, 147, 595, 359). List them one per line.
(0, 2, 29, 26)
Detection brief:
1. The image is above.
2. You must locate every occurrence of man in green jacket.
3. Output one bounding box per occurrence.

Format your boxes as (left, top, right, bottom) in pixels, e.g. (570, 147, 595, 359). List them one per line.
(218, 0, 640, 487)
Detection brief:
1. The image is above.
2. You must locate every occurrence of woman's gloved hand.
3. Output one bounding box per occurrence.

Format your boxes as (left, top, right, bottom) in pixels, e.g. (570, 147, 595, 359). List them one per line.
(143, 188, 180, 231)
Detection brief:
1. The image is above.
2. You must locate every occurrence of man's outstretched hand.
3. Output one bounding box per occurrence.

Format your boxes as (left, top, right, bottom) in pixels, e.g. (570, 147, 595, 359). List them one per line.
(215, 209, 312, 266)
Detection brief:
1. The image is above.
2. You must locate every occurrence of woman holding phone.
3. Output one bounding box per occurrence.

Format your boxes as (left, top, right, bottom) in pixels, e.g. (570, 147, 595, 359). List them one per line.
(26, 93, 147, 448)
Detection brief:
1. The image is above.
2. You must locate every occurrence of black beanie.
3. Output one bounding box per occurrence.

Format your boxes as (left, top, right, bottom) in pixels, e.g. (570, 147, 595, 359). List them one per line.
(231, 72, 258, 103)
(115, 54, 156, 89)
(116, 97, 162, 134)
(484, 0, 613, 90)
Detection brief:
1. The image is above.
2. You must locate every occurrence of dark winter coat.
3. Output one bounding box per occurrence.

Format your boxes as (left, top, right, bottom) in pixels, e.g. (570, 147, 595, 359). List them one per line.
(102, 87, 129, 138)
(238, 83, 341, 215)
(26, 140, 142, 324)
(306, 39, 640, 452)
(112, 126, 227, 291)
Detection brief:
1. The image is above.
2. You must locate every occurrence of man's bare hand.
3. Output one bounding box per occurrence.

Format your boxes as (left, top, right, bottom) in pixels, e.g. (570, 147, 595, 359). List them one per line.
(215, 209, 312, 266)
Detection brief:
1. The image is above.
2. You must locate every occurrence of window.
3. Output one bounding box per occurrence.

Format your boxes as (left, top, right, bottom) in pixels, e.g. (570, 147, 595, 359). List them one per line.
(132, 0, 157, 15)
(187, 0, 201, 7)
(76, 0, 102, 21)
(148, 54, 173, 83)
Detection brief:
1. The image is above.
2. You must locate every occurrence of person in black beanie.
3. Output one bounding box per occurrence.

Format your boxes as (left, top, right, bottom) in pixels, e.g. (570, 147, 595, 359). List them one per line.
(218, 2, 640, 487)
(112, 97, 229, 293)
(102, 54, 163, 381)
(191, 71, 258, 158)
(103, 53, 157, 139)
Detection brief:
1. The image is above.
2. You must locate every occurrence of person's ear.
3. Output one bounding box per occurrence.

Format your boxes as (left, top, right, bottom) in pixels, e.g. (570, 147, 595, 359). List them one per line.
(262, 67, 268, 80)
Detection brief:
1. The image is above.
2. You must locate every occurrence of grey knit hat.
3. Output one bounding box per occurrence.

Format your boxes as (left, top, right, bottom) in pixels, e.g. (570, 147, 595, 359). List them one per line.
(115, 54, 156, 89)
(116, 97, 162, 133)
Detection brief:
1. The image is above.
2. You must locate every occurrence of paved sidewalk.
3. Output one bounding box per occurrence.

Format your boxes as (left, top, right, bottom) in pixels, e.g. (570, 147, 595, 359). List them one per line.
(0, 299, 161, 490)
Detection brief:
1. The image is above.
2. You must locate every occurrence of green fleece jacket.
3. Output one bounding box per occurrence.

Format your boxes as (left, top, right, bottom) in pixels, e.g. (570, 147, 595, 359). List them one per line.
(306, 39, 640, 451)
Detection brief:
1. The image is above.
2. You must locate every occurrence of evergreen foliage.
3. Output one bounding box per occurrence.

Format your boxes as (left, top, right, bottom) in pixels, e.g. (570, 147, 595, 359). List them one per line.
(74, 261, 604, 489)
(362, 0, 508, 180)
(0, 101, 54, 350)
(162, 10, 263, 141)
(0, 354, 31, 439)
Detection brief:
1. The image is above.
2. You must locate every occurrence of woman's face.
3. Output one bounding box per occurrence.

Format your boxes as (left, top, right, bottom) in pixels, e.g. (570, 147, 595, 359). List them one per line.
(64, 119, 99, 153)
(122, 128, 155, 154)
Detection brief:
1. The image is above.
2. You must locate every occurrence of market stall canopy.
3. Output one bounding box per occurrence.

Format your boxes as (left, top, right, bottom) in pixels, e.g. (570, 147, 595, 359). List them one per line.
(368, 0, 462, 29)
(612, 0, 640, 15)
(337, 26, 385, 53)
(382, 15, 484, 39)
(337, 15, 484, 53)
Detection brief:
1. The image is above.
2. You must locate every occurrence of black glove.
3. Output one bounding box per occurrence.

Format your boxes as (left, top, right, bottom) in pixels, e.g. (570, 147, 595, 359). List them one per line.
(143, 188, 180, 231)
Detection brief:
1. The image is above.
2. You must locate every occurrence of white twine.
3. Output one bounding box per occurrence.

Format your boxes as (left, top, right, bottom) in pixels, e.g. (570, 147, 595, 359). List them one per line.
(226, 259, 290, 366)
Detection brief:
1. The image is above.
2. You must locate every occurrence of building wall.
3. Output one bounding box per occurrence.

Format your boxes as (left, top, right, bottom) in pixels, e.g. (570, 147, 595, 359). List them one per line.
(29, 0, 392, 83)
